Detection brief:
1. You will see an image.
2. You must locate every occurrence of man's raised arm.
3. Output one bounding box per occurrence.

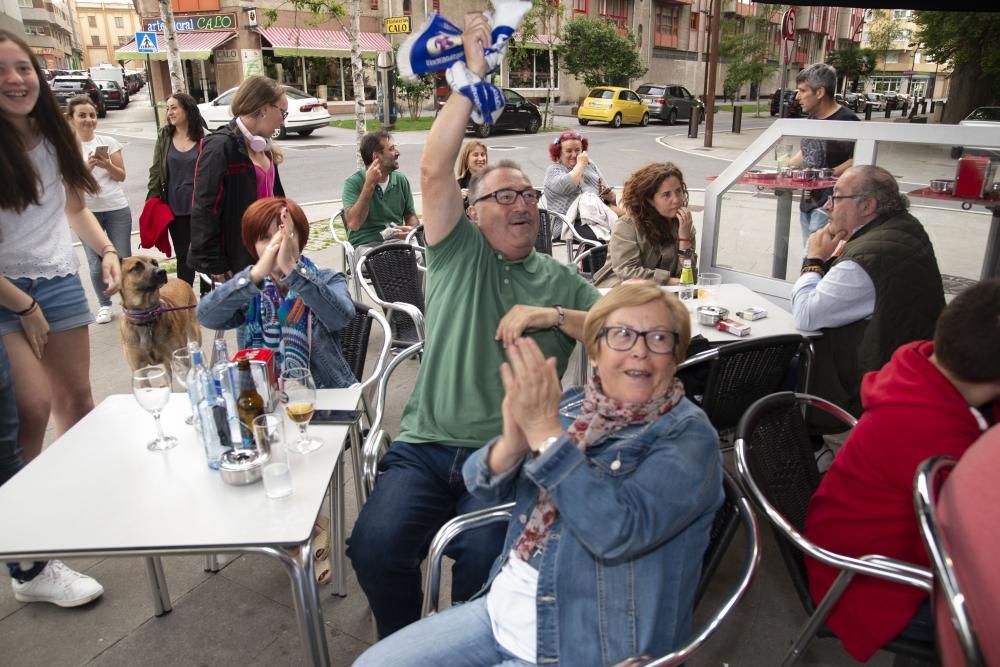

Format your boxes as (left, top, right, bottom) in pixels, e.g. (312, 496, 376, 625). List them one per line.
(420, 13, 492, 247)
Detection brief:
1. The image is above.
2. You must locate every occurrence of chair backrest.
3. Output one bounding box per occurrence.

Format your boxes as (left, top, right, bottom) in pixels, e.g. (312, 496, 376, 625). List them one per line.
(572, 243, 609, 281)
(677, 334, 813, 435)
(339, 301, 373, 382)
(734, 392, 854, 613)
(694, 470, 746, 605)
(358, 242, 426, 346)
(915, 456, 985, 667)
(535, 209, 553, 255)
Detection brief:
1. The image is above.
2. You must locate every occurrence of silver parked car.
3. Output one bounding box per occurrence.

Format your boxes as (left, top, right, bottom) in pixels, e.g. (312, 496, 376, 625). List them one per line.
(635, 83, 703, 125)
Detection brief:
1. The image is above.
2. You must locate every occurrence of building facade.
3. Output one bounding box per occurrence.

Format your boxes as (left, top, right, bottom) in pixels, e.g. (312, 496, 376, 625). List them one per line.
(861, 8, 950, 100)
(18, 0, 79, 69)
(73, 0, 141, 68)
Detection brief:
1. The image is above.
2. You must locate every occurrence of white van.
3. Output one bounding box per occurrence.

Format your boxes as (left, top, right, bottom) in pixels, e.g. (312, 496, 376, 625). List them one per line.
(89, 64, 124, 87)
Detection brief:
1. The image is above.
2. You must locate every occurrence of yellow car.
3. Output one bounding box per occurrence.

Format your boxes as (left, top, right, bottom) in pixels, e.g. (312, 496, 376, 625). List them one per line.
(577, 86, 650, 128)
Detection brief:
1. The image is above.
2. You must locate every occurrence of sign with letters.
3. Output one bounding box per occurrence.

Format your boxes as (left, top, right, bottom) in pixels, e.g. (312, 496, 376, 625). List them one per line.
(142, 13, 237, 33)
(384, 16, 411, 34)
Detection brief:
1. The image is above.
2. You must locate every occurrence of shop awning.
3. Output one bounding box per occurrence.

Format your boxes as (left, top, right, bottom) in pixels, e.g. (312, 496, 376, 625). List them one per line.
(113, 31, 236, 61)
(257, 27, 391, 58)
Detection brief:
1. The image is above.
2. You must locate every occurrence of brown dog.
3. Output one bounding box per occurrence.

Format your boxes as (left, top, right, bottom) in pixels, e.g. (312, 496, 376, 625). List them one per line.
(119, 255, 201, 372)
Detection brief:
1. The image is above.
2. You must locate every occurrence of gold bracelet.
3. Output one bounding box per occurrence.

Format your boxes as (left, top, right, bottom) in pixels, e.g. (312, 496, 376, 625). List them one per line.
(800, 265, 825, 276)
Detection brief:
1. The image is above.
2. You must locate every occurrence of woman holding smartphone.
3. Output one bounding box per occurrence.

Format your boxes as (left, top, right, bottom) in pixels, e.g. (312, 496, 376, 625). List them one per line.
(67, 95, 132, 323)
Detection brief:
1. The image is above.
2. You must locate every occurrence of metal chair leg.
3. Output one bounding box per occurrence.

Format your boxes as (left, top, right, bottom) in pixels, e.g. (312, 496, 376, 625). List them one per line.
(349, 423, 366, 507)
(204, 553, 221, 572)
(330, 465, 347, 597)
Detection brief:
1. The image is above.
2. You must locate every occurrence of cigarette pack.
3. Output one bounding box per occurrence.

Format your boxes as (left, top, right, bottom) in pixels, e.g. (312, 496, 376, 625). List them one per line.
(716, 319, 751, 337)
(736, 307, 768, 321)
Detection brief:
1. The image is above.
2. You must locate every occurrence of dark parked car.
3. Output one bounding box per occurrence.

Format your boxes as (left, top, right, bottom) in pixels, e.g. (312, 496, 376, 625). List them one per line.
(770, 89, 803, 118)
(467, 88, 542, 138)
(883, 91, 903, 111)
(51, 76, 106, 117)
(634, 83, 703, 125)
(843, 92, 861, 111)
(96, 80, 128, 110)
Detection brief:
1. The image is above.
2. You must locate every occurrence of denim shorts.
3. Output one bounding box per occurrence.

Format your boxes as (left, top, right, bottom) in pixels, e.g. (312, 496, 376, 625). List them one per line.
(0, 273, 94, 336)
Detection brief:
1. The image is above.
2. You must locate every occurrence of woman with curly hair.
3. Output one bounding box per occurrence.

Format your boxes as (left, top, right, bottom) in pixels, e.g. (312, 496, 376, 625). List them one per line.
(594, 162, 695, 288)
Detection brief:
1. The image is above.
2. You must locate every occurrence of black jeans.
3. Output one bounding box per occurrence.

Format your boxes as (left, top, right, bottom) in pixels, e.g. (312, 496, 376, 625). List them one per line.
(168, 215, 194, 285)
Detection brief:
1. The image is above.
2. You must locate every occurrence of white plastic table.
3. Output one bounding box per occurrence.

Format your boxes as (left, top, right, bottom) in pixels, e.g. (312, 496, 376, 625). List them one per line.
(0, 386, 360, 667)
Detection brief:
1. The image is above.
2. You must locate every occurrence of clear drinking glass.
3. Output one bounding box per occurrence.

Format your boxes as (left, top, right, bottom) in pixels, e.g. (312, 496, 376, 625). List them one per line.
(698, 273, 722, 306)
(255, 414, 293, 499)
(775, 143, 795, 170)
(170, 347, 194, 425)
(280, 367, 323, 454)
(133, 365, 178, 451)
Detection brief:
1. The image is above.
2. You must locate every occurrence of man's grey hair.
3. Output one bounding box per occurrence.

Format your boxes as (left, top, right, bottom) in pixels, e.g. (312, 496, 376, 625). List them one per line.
(853, 165, 910, 216)
(467, 160, 527, 203)
(796, 63, 837, 98)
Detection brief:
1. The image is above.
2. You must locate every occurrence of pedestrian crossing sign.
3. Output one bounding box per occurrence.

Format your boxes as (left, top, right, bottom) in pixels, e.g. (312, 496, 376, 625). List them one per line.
(135, 31, 158, 54)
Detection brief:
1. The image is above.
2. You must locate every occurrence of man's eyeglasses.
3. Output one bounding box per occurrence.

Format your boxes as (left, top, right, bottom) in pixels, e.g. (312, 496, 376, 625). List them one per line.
(273, 105, 289, 121)
(597, 326, 678, 355)
(828, 193, 868, 206)
(473, 188, 541, 206)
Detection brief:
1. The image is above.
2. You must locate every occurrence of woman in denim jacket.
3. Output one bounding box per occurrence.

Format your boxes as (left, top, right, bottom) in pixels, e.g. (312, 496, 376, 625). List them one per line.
(197, 197, 355, 389)
(356, 283, 723, 666)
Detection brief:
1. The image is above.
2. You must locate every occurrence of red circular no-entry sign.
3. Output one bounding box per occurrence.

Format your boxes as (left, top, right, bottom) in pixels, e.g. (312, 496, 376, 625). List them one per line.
(783, 8, 797, 41)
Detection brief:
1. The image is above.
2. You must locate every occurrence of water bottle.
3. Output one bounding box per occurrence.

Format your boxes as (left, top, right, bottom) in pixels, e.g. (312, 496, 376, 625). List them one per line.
(679, 259, 695, 300)
(212, 339, 242, 446)
(188, 344, 225, 469)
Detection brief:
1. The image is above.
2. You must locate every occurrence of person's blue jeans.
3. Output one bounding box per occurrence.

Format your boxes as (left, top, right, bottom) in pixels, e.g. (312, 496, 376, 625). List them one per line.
(347, 441, 508, 638)
(83, 207, 132, 307)
(799, 206, 828, 254)
(353, 596, 533, 667)
(0, 338, 45, 583)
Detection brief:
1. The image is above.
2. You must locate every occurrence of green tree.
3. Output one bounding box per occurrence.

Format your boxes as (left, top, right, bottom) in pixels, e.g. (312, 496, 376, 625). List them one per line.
(913, 11, 1000, 123)
(558, 16, 646, 91)
(826, 45, 877, 93)
(719, 6, 780, 117)
(865, 9, 898, 78)
(508, 0, 562, 129)
(394, 59, 433, 121)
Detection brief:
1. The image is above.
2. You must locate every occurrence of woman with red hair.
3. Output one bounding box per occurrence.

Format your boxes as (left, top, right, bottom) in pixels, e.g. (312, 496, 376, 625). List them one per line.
(542, 131, 621, 218)
(196, 197, 356, 390)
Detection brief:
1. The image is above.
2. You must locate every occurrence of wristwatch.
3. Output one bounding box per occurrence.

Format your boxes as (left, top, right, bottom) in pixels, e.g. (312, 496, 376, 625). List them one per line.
(552, 305, 566, 329)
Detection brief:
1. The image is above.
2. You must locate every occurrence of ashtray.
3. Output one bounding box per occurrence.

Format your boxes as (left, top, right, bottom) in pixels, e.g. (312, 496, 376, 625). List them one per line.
(696, 306, 729, 326)
(219, 449, 264, 486)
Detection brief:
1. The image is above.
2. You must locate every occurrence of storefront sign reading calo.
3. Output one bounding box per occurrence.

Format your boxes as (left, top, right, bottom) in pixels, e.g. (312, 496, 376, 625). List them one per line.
(142, 12, 237, 33)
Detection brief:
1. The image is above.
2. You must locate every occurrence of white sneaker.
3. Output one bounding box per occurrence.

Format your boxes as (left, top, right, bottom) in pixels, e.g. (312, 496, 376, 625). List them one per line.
(95, 305, 112, 324)
(11, 560, 104, 607)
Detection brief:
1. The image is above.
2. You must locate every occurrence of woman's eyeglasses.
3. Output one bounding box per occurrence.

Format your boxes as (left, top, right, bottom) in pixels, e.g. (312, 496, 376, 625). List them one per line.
(273, 105, 289, 121)
(597, 326, 678, 355)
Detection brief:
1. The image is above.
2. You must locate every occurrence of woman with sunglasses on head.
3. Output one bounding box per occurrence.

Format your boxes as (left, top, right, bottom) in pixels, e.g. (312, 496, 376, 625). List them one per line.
(594, 162, 696, 288)
(146, 92, 207, 286)
(542, 130, 623, 219)
(190, 75, 286, 283)
(355, 283, 723, 666)
(0, 29, 119, 607)
(66, 95, 132, 324)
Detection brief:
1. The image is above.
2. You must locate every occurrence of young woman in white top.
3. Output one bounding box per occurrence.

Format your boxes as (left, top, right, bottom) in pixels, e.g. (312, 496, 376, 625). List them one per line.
(0, 31, 121, 461)
(0, 29, 114, 607)
(67, 95, 132, 324)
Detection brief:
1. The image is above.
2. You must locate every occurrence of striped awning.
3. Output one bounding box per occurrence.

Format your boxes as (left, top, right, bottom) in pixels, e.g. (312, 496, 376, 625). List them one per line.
(257, 27, 391, 57)
(114, 31, 236, 61)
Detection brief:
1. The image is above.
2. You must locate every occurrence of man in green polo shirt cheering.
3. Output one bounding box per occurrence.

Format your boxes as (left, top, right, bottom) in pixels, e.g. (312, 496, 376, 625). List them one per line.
(342, 129, 418, 247)
(347, 13, 601, 639)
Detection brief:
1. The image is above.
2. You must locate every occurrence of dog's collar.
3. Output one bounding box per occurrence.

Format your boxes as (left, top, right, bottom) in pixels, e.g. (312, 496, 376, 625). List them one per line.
(122, 302, 196, 325)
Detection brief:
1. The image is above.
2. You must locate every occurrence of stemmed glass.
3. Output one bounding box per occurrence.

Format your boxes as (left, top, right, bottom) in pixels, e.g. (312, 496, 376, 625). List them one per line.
(170, 347, 194, 425)
(133, 365, 178, 451)
(280, 367, 323, 454)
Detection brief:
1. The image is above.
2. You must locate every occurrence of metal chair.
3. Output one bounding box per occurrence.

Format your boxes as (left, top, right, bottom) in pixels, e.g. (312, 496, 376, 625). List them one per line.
(328, 209, 360, 298)
(915, 456, 984, 667)
(676, 334, 813, 439)
(419, 471, 760, 667)
(360, 341, 423, 497)
(535, 208, 553, 255)
(354, 242, 426, 349)
(571, 242, 609, 282)
(734, 392, 936, 665)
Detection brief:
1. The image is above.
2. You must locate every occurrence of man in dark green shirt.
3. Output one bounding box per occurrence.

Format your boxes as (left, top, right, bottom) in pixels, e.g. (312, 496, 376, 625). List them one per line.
(347, 16, 600, 639)
(342, 130, 418, 247)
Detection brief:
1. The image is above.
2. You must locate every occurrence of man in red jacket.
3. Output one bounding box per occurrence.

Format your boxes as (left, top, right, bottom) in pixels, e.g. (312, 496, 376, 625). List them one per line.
(804, 278, 1000, 662)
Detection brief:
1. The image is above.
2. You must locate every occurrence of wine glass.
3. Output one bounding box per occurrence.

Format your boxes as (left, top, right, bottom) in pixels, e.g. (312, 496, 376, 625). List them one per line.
(133, 365, 178, 452)
(171, 347, 194, 425)
(280, 367, 323, 454)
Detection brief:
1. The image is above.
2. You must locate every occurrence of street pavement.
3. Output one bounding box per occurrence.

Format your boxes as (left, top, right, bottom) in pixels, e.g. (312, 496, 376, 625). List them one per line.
(1, 89, 983, 665)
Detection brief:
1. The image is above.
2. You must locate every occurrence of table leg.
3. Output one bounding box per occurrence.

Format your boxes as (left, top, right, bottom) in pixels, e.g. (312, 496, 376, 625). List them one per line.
(981, 207, 1000, 280)
(204, 553, 221, 572)
(330, 468, 347, 597)
(267, 544, 331, 667)
(144, 556, 172, 616)
(349, 423, 365, 507)
(772, 188, 793, 280)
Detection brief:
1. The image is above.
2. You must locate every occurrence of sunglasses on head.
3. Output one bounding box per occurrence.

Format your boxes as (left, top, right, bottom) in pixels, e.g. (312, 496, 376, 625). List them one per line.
(552, 131, 584, 145)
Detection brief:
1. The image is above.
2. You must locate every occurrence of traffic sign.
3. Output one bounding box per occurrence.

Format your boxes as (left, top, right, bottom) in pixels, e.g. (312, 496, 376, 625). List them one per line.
(135, 31, 158, 54)
(782, 8, 796, 41)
